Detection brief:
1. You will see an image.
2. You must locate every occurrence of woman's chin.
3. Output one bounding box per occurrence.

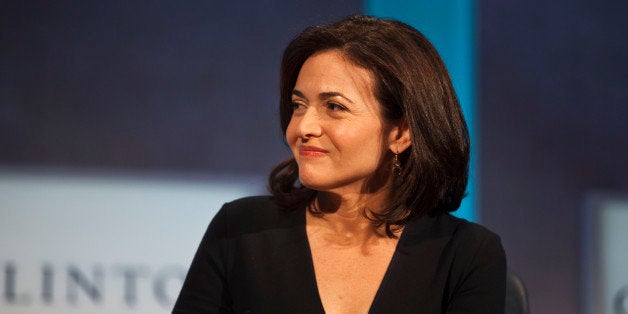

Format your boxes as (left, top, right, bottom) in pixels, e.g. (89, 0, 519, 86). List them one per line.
(298, 174, 336, 192)
(298, 178, 327, 191)
(298, 174, 359, 194)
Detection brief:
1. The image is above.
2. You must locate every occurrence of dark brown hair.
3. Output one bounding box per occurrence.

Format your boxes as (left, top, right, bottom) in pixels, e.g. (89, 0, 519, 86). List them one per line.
(268, 15, 470, 235)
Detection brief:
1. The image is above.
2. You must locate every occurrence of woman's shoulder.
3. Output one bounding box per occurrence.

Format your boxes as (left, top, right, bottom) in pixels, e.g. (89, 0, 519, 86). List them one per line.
(434, 213, 506, 266)
(444, 214, 501, 242)
(407, 213, 504, 260)
(221, 195, 278, 214)
(207, 195, 303, 239)
(417, 213, 501, 243)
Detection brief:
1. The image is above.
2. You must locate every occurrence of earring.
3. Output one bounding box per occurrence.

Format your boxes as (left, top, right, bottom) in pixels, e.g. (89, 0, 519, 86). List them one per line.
(392, 154, 402, 176)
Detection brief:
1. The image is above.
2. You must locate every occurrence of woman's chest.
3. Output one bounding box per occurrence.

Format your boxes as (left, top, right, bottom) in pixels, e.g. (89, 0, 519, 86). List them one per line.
(308, 237, 399, 314)
(224, 225, 454, 314)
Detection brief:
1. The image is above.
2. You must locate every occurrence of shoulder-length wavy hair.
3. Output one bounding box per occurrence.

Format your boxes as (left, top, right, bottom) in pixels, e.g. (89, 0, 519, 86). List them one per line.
(268, 15, 470, 235)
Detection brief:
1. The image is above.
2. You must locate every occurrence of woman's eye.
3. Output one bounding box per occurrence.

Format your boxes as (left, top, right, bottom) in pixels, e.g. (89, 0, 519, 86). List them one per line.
(327, 102, 346, 111)
(291, 101, 303, 110)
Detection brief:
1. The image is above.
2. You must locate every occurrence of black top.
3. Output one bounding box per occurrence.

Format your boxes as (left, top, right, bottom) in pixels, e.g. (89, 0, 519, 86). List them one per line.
(173, 196, 506, 314)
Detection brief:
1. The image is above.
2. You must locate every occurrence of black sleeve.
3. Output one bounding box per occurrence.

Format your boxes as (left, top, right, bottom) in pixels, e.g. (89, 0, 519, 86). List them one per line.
(172, 205, 233, 314)
(446, 230, 507, 314)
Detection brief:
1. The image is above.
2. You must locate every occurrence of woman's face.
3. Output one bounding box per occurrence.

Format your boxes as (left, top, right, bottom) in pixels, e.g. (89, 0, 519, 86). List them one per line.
(287, 49, 397, 195)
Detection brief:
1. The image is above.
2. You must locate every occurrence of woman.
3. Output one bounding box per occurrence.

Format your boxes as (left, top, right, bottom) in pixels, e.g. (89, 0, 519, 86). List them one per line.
(173, 15, 506, 314)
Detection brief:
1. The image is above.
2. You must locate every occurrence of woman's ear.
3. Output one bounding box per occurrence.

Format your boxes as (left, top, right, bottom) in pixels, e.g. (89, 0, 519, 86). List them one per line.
(388, 119, 411, 154)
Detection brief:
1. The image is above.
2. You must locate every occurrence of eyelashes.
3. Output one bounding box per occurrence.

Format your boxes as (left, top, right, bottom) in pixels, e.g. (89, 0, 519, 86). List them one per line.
(291, 101, 303, 110)
(326, 102, 348, 112)
(290, 101, 349, 113)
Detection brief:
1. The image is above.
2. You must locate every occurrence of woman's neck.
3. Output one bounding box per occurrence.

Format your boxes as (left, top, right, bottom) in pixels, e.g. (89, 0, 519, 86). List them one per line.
(308, 189, 397, 244)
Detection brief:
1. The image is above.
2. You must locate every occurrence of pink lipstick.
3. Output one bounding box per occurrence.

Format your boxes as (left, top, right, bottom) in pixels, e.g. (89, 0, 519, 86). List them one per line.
(298, 145, 328, 157)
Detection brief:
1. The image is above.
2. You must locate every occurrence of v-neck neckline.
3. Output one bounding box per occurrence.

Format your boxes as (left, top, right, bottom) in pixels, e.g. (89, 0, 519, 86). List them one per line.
(299, 209, 409, 314)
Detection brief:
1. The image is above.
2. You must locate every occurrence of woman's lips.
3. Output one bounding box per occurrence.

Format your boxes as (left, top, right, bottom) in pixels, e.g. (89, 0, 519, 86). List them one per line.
(298, 145, 328, 157)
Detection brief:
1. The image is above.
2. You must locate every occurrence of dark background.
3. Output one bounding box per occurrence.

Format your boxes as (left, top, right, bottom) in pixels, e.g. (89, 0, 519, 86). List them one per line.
(480, 1, 628, 313)
(2, 1, 627, 313)
(1, 1, 363, 173)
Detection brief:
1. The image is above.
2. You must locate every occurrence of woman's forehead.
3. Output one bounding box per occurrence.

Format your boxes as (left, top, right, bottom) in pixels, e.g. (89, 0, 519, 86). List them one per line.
(295, 50, 376, 102)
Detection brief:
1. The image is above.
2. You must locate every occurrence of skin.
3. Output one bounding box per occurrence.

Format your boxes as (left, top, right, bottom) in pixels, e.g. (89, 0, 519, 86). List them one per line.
(287, 49, 410, 199)
(286, 49, 411, 314)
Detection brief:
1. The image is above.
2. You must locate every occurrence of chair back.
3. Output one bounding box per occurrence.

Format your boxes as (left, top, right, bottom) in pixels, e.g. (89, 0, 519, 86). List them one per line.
(505, 269, 529, 314)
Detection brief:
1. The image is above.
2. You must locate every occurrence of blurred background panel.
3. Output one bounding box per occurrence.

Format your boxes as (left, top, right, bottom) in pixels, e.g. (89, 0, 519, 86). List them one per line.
(2, 0, 628, 313)
(581, 195, 628, 314)
(0, 169, 264, 313)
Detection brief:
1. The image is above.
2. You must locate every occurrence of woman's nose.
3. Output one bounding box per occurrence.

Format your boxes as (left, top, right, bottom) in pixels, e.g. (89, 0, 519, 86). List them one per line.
(295, 109, 322, 139)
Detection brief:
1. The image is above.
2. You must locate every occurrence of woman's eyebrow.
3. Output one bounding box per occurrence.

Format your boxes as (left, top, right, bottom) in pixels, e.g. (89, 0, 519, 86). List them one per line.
(291, 89, 307, 99)
(292, 90, 354, 104)
(318, 91, 354, 104)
